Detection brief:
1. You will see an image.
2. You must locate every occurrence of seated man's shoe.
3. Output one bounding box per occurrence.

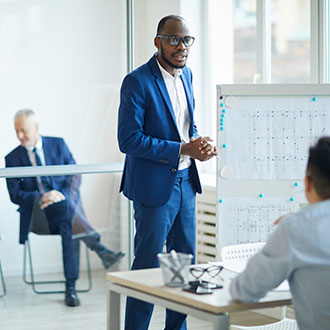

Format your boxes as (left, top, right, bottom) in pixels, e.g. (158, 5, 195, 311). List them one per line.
(65, 289, 80, 307)
(99, 250, 125, 270)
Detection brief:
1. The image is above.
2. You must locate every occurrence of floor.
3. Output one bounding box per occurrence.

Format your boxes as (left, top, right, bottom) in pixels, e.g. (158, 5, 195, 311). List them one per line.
(0, 269, 291, 330)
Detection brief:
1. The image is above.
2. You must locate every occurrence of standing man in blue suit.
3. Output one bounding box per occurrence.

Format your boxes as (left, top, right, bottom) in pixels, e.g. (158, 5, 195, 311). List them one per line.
(5, 109, 124, 307)
(118, 15, 217, 330)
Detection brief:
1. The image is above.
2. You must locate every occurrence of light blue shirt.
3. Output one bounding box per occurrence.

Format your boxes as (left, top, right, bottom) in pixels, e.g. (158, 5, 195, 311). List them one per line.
(230, 199, 330, 330)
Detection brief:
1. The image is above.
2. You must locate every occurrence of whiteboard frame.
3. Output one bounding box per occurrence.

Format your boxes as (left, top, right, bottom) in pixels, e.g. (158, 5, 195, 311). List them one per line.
(218, 83, 330, 96)
(216, 83, 330, 250)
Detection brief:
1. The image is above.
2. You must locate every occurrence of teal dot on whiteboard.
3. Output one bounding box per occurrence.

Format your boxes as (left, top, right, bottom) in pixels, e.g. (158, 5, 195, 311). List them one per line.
(259, 193, 264, 198)
(222, 144, 227, 148)
(220, 103, 224, 107)
(290, 197, 295, 202)
(220, 127, 224, 131)
(294, 182, 299, 187)
(222, 109, 226, 113)
(219, 199, 223, 203)
(312, 97, 317, 101)
(221, 114, 225, 118)
(220, 118, 224, 123)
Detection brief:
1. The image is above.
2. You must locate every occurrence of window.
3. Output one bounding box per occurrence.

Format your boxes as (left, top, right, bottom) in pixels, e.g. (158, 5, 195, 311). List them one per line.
(233, 1, 258, 83)
(271, 0, 310, 83)
(197, 0, 329, 174)
(211, 0, 312, 84)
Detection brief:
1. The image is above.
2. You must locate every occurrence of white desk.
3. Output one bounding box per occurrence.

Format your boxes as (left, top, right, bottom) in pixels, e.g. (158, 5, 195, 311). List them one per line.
(106, 268, 292, 330)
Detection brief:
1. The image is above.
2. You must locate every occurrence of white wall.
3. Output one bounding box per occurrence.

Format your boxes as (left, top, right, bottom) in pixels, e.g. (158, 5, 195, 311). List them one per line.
(133, 0, 180, 68)
(0, 0, 127, 276)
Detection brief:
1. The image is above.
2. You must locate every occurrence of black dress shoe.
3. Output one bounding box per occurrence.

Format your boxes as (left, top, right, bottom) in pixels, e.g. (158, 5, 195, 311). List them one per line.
(99, 251, 125, 270)
(65, 290, 80, 307)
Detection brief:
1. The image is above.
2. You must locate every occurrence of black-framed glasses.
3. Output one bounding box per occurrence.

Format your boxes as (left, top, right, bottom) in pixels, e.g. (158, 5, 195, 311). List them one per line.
(190, 265, 224, 280)
(157, 35, 195, 47)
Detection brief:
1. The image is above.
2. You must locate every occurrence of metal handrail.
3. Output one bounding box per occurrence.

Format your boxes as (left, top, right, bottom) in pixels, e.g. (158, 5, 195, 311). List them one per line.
(0, 162, 124, 178)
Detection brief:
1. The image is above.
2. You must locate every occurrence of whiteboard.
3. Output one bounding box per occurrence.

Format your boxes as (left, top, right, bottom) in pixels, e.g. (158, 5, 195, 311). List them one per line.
(216, 84, 330, 248)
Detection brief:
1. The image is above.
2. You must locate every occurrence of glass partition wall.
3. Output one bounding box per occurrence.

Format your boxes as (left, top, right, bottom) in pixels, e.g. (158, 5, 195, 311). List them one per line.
(0, 168, 129, 278)
(0, 0, 128, 277)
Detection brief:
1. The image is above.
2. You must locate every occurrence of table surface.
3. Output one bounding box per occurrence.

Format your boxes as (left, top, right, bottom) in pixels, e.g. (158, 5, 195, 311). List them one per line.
(107, 267, 292, 314)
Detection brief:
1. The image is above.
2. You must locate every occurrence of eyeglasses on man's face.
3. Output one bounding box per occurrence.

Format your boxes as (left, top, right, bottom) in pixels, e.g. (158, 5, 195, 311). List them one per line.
(190, 265, 224, 280)
(157, 35, 195, 47)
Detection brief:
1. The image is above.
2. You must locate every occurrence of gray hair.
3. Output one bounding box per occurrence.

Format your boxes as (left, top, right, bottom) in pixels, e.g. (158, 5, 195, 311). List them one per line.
(14, 108, 36, 121)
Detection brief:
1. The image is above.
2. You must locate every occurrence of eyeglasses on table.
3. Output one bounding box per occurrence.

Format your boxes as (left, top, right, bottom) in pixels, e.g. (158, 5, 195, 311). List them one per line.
(190, 265, 224, 281)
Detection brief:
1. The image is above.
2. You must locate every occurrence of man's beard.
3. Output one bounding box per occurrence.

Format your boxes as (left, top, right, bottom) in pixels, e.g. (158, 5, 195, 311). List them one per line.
(160, 44, 187, 69)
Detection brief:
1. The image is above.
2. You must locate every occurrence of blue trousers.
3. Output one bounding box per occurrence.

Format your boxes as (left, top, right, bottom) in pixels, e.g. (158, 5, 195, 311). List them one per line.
(125, 167, 197, 330)
(39, 199, 104, 283)
(45, 200, 78, 284)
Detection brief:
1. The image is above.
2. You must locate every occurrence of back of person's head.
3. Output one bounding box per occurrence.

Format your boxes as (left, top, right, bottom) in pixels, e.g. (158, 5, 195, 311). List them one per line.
(306, 136, 330, 199)
(14, 108, 36, 121)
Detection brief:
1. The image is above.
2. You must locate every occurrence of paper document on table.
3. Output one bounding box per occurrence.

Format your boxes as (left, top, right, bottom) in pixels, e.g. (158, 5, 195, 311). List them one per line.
(210, 261, 289, 292)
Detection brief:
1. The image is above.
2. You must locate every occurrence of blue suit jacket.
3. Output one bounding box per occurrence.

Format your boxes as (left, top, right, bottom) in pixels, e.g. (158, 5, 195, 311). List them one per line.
(5, 136, 86, 244)
(118, 55, 202, 206)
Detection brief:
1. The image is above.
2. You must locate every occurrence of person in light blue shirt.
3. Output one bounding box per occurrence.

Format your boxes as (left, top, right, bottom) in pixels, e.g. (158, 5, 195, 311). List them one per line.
(230, 136, 330, 330)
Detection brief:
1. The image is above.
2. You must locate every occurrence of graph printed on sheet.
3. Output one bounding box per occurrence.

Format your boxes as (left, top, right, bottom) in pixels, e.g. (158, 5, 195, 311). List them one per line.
(218, 197, 301, 247)
(218, 96, 330, 180)
(216, 85, 330, 248)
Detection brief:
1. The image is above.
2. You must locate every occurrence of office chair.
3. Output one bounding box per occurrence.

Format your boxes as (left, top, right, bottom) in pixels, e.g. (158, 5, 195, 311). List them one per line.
(221, 242, 266, 262)
(220, 243, 297, 330)
(23, 208, 92, 294)
(0, 234, 6, 297)
(0, 261, 6, 298)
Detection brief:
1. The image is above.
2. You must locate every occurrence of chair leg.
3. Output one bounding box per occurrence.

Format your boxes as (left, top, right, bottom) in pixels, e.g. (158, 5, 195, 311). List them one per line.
(23, 238, 92, 294)
(76, 242, 92, 293)
(0, 261, 6, 297)
(281, 305, 288, 319)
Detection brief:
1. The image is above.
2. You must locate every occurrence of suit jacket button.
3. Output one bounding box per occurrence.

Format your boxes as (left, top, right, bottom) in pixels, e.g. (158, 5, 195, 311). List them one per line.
(171, 168, 177, 172)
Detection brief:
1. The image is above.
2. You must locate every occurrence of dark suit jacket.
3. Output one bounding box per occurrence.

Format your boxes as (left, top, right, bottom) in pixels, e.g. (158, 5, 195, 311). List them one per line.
(117, 55, 202, 206)
(5, 136, 92, 244)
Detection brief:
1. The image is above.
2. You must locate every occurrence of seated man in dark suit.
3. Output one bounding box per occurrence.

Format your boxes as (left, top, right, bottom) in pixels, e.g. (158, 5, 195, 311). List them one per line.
(5, 109, 125, 307)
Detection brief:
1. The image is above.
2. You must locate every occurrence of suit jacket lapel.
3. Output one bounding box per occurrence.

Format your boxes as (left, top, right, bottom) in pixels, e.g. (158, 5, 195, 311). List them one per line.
(39, 136, 55, 188)
(149, 56, 180, 136)
(17, 146, 32, 166)
(42, 136, 51, 165)
(16, 146, 39, 187)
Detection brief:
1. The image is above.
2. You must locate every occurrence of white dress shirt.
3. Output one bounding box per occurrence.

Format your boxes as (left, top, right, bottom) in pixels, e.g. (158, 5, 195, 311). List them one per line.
(230, 199, 330, 330)
(157, 59, 191, 170)
(26, 137, 45, 165)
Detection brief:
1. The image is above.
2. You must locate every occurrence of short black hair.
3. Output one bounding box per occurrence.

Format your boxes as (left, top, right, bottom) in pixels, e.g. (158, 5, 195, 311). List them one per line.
(306, 136, 330, 199)
(156, 15, 186, 35)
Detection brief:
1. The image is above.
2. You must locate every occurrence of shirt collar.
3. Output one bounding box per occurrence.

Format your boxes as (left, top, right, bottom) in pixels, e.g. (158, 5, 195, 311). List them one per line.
(156, 57, 182, 80)
(25, 136, 42, 152)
